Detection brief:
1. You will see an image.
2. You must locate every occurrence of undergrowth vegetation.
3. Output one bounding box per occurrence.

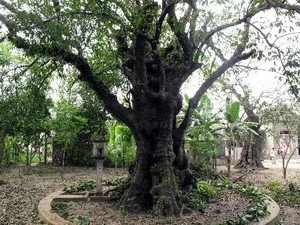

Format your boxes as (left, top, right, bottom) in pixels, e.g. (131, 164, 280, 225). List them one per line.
(213, 179, 270, 225)
(267, 180, 300, 206)
(182, 181, 216, 212)
(60, 176, 271, 224)
(51, 201, 92, 224)
(77, 216, 91, 225)
(21, 164, 63, 176)
(63, 176, 126, 194)
(51, 201, 69, 219)
(63, 180, 96, 194)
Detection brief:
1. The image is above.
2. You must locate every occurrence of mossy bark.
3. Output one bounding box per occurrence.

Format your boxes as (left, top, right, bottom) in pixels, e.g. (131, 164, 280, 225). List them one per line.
(120, 102, 187, 216)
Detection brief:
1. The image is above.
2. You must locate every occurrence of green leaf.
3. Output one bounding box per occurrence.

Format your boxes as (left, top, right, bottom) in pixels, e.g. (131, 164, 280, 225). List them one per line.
(225, 99, 240, 124)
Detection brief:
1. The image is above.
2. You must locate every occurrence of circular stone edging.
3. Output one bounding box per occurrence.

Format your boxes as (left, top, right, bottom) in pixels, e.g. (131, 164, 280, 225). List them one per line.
(38, 190, 72, 225)
(38, 191, 280, 225)
(252, 197, 280, 225)
(38, 190, 110, 225)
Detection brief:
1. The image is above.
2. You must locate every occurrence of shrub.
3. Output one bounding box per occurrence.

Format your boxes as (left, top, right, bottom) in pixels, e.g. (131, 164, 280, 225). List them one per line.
(197, 181, 216, 199)
(267, 180, 283, 199)
(63, 180, 96, 194)
(267, 180, 300, 206)
(182, 181, 216, 212)
(103, 176, 126, 186)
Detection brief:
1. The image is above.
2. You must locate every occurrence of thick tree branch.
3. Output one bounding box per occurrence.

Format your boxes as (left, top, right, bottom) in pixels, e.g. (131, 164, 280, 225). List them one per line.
(266, 0, 300, 14)
(0, 0, 18, 14)
(153, 2, 175, 49)
(188, 8, 199, 46)
(176, 21, 253, 134)
(7, 34, 136, 128)
(175, 9, 257, 135)
(167, 4, 193, 61)
(177, 46, 256, 134)
(195, 49, 255, 100)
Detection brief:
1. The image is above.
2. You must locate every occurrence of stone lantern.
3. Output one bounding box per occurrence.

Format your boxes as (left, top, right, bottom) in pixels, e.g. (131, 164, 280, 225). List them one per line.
(91, 133, 107, 196)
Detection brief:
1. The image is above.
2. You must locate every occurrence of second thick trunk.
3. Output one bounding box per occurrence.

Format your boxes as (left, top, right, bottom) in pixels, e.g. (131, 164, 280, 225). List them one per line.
(235, 133, 264, 169)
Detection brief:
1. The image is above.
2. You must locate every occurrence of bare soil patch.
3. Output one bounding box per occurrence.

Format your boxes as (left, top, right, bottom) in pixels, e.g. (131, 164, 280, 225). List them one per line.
(0, 160, 299, 224)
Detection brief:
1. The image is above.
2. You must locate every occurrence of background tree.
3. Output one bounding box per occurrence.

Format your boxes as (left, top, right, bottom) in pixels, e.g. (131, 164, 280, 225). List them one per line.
(0, 42, 52, 165)
(51, 98, 88, 166)
(220, 81, 265, 169)
(65, 86, 108, 167)
(1, 0, 300, 215)
(107, 121, 136, 168)
(221, 98, 259, 176)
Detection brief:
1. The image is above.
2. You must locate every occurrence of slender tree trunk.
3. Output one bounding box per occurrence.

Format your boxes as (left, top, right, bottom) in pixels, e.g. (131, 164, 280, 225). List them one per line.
(283, 167, 287, 179)
(62, 147, 65, 167)
(282, 147, 298, 179)
(26, 146, 30, 166)
(282, 155, 287, 179)
(0, 132, 4, 164)
(29, 149, 34, 165)
(227, 146, 232, 177)
(44, 134, 48, 164)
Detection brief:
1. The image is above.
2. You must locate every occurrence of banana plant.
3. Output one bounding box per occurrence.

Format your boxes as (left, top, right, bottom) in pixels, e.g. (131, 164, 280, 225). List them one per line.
(223, 97, 258, 177)
(185, 94, 222, 175)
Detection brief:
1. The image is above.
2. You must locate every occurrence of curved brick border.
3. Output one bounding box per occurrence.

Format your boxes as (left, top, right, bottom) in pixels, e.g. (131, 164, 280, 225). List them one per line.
(38, 191, 280, 225)
(253, 198, 280, 225)
(38, 191, 110, 225)
(38, 191, 72, 225)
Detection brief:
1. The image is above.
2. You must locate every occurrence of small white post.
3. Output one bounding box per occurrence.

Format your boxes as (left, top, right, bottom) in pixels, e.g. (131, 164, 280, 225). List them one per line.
(96, 159, 104, 195)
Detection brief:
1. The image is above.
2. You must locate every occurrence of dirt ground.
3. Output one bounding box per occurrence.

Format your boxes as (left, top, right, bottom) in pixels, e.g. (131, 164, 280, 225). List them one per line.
(0, 159, 299, 225)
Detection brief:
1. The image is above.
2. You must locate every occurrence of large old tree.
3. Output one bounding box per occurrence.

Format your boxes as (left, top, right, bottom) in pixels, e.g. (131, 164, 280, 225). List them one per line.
(1, 0, 299, 215)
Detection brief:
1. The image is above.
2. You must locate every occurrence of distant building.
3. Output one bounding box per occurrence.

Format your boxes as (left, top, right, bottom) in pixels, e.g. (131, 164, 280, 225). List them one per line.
(264, 122, 299, 157)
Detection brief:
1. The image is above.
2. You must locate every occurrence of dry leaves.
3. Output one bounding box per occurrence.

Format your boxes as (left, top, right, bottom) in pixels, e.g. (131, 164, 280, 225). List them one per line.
(0, 162, 300, 224)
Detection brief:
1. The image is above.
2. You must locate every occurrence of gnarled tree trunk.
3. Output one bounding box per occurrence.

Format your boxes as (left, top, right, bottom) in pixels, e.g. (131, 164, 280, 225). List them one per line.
(121, 97, 186, 215)
(235, 131, 264, 169)
(223, 85, 265, 170)
(235, 108, 265, 169)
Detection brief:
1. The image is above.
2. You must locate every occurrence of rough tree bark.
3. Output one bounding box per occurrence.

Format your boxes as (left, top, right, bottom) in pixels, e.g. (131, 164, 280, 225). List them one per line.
(235, 130, 265, 169)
